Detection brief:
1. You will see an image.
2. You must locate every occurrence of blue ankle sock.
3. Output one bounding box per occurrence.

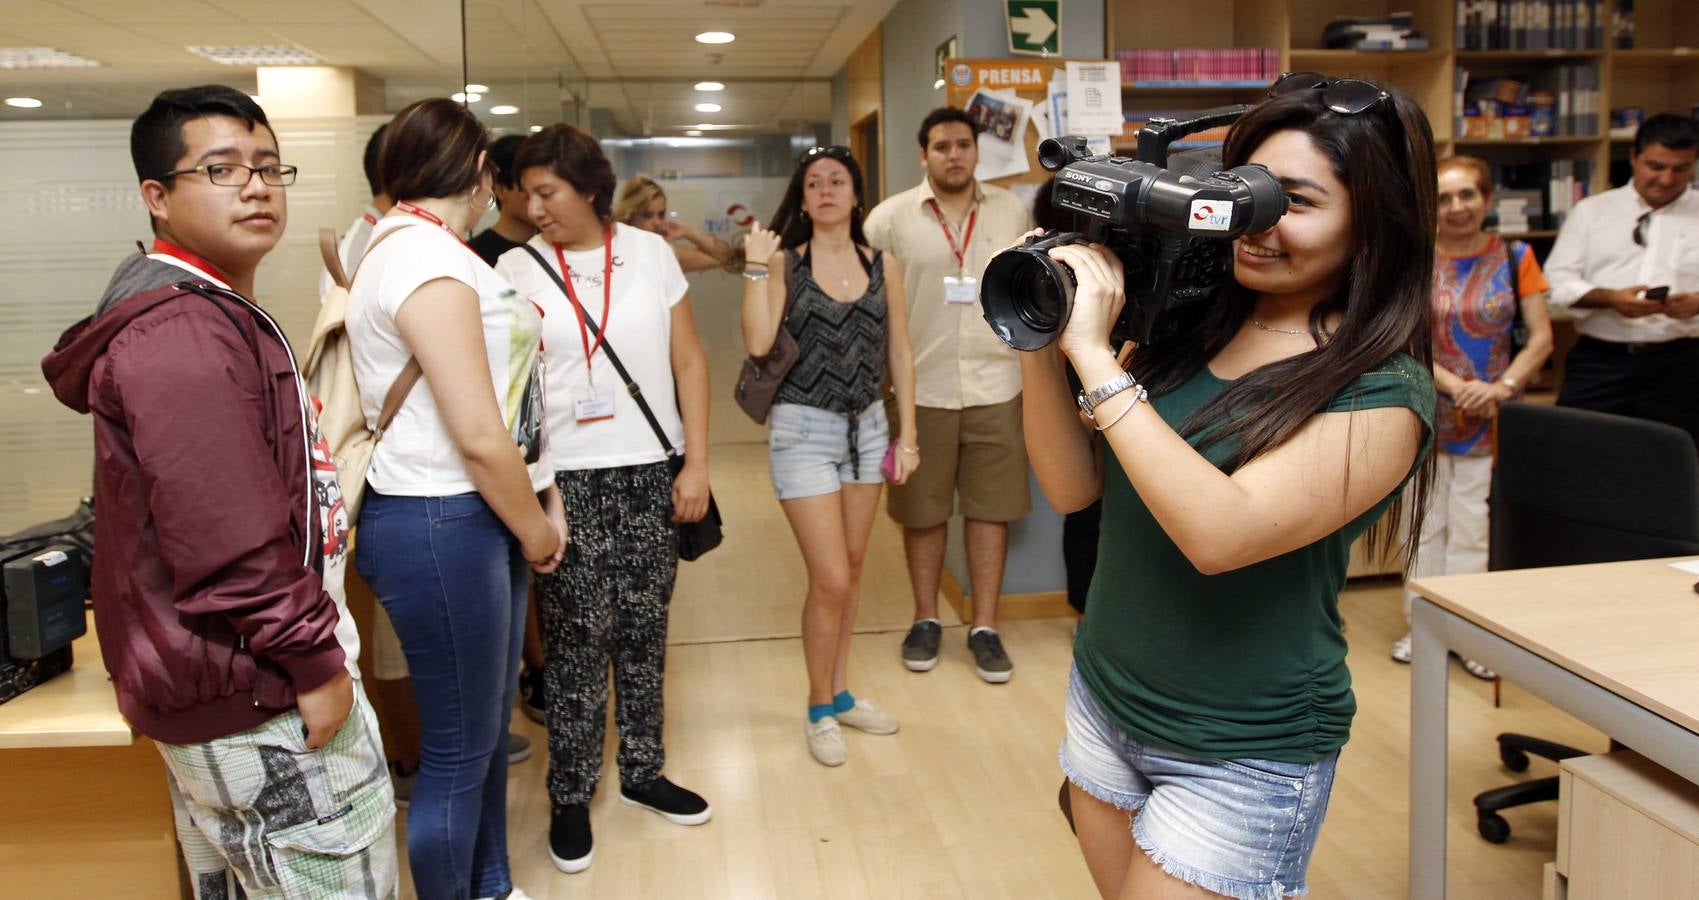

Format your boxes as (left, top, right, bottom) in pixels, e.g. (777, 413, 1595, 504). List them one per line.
(832, 690, 855, 714)
(808, 703, 836, 723)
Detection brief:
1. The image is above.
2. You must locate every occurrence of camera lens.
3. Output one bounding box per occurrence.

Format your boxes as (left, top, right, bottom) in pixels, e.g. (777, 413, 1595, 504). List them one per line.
(979, 236, 1079, 351)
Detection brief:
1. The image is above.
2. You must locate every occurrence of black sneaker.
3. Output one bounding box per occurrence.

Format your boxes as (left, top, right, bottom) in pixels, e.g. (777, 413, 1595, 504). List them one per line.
(968, 628, 1014, 684)
(548, 804, 592, 874)
(518, 668, 546, 725)
(619, 776, 712, 826)
(901, 620, 943, 672)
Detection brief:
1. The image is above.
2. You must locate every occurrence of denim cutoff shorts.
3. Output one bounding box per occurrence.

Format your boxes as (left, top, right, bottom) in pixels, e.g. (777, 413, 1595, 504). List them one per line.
(768, 401, 889, 500)
(1059, 665, 1339, 899)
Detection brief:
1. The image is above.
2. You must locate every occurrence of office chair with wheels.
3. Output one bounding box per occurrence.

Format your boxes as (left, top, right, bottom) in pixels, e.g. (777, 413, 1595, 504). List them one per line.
(1473, 403, 1699, 844)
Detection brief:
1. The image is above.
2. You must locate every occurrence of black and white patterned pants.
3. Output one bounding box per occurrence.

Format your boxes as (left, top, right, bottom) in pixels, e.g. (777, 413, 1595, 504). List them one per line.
(538, 461, 678, 807)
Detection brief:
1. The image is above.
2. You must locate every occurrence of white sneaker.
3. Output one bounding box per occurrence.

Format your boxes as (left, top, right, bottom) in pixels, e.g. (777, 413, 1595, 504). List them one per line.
(1461, 657, 1497, 680)
(476, 889, 534, 900)
(806, 716, 848, 767)
(1391, 632, 1412, 664)
(834, 698, 899, 735)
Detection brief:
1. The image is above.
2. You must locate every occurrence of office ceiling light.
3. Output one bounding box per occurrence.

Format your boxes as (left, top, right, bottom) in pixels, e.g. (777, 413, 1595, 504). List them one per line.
(530, 125, 544, 132)
(465, 83, 489, 93)
(187, 44, 319, 66)
(685, 129, 703, 136)
(694, 102, 721, 113)
(452, 92, 483, 103)
(0, 47, 101, 69)
(5, 97, 44, 109)
(490, 104, 519, 115)
(694, 81, 725, 92)
(694, 32, 735, 44)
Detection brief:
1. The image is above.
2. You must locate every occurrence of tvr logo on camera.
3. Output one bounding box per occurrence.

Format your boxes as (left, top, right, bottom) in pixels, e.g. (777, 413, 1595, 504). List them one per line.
(1190, 200, 1234, 232)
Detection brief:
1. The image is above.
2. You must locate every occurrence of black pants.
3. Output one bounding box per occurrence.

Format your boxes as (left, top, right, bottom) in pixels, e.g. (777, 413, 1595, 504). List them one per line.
(1558, 336, 1699, 452)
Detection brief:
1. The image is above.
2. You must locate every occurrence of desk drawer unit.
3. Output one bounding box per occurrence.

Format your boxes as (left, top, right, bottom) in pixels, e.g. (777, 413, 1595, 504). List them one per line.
(1555, 752, 1699, 899)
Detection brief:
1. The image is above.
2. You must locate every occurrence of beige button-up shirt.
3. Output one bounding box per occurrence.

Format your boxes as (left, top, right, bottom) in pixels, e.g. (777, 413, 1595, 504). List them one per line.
(865, 178, 1033, 410)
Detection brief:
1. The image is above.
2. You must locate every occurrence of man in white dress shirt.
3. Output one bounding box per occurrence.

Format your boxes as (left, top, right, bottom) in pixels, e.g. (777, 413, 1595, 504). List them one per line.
(1545, 114, 1699, 449)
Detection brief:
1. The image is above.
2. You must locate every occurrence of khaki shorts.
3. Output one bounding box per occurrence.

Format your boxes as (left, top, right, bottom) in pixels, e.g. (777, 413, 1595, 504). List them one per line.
(885, 396, 1031, 528)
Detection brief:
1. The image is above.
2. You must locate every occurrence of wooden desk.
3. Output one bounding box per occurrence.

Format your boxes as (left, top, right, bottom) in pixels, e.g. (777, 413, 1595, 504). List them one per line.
(1407, 558, 1699, 899)
(0, 614, 183, 897)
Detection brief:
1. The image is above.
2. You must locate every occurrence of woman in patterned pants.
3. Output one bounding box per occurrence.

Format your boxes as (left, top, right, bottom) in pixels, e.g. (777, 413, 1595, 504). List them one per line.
(495, 124, 715, 876)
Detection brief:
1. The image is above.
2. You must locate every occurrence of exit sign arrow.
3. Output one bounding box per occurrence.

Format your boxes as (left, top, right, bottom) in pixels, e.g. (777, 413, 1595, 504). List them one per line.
(1006, 0, 1061, 56)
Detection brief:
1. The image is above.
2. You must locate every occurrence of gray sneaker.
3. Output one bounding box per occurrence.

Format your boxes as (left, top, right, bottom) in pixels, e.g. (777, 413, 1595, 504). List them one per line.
(968, 629, 1013, 684)
(508, 731, 532, 765)
(901, 620, 942, 671)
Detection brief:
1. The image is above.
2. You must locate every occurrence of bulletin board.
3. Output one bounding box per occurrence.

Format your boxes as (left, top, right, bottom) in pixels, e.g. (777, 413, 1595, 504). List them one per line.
(942, 57, 1136, 191)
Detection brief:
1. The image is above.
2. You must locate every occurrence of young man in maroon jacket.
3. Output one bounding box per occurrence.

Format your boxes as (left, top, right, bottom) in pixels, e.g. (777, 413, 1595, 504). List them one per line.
(41, 85, 398, 899)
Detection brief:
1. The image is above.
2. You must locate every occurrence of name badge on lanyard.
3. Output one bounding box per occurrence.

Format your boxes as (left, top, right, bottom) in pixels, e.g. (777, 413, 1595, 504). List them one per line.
(944, 274, 978, 304)
(575, 392, 616, 423)
(928, 199, 979, 305)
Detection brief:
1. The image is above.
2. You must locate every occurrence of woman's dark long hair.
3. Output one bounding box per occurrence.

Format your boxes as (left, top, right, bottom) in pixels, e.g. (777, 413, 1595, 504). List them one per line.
(1128, 83, 1437, 568)
(768, 148, 870, 250)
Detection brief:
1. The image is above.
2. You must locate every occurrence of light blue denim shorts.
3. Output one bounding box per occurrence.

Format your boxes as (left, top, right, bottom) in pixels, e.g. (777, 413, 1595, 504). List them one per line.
(768, 401, 889, 500)
(1059, 665, 1338, 899)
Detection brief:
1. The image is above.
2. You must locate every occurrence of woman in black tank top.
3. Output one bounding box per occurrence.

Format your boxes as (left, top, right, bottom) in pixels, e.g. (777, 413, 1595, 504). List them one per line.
(740, 146, 919, 767)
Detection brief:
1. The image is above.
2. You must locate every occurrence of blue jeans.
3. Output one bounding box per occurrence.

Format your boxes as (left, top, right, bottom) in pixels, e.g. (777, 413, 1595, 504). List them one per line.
(356, 491, 526, 900)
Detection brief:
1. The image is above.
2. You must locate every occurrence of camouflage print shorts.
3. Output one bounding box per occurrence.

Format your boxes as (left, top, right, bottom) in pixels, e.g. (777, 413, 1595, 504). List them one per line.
(156, 688, 398, 899)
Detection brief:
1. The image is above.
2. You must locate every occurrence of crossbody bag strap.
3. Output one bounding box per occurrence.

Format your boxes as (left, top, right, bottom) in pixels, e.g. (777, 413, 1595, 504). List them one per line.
(519, 243, 678, 458)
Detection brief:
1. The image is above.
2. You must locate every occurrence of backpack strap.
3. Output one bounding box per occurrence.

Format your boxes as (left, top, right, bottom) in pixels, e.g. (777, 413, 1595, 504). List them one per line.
(320, 228, 350, 291)
(350, 220, 424, 433)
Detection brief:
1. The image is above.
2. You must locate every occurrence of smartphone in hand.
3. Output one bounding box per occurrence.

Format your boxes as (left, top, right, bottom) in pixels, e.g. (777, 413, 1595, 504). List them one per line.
(1645, 285, 1671, 301)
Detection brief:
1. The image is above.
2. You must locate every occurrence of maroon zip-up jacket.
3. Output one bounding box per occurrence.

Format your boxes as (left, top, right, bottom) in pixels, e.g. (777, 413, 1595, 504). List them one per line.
(41, 255, 346, 744)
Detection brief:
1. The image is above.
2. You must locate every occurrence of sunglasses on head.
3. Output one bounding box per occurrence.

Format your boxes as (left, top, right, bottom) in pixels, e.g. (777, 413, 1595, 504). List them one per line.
(799, 145, 854, 165)
(1269, 72, 1392, 115)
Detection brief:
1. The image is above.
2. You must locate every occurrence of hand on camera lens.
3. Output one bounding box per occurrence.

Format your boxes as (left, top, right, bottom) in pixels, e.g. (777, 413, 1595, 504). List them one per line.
(1047, 243, 1126, 361)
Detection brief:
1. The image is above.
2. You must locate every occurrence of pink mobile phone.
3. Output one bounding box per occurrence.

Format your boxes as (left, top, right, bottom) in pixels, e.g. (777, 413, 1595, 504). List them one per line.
(881, 441, 899, 481)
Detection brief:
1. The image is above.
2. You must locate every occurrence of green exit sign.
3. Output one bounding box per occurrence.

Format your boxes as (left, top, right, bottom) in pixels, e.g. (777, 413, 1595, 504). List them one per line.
(1006, 0, 1061, 56)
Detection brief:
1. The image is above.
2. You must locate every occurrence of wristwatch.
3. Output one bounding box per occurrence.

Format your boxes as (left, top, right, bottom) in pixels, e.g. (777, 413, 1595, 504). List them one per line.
(1501, 375, 1520, 391)
(1078, 371, 1140, 417)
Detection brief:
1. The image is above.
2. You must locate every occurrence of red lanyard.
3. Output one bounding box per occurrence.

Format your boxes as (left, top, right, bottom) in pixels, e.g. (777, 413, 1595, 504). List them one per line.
(556, 224, 614, 377)
(151, 238, 232, 285)
(926, 199, 977, 271)
(394, 200, 474, 251)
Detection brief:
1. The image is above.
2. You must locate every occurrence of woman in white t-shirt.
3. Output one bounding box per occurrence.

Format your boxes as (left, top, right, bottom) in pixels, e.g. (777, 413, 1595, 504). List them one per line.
(345, 98, 565, 900)
(494, 124, 713, 875)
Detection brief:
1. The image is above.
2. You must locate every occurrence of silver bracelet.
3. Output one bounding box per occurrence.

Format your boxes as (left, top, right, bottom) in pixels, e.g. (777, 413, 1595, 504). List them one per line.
(1092, 385, 1148, 432)
(742, 269, 769, 281)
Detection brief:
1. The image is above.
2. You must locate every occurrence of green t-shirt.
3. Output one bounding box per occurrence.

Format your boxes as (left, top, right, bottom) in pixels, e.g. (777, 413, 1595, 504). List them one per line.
(1074, 353, 1434, 763)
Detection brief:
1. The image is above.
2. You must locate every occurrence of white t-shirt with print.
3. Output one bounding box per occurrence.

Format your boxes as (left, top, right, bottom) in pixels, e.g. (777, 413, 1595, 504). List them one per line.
(495, 223, 689, 471)
(347, 216, 552, 495)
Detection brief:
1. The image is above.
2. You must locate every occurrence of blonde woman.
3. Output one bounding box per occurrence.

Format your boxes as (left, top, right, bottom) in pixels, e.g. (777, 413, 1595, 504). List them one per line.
(614, 173, 736, 273)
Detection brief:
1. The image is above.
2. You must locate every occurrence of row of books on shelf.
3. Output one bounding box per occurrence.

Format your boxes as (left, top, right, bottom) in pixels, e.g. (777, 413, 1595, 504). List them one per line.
(1454, 0, 1609, 50)
(1115, 49, 1280, 86)
(1487, 160, 1595, 232)
(1453, 66, 1599, 138)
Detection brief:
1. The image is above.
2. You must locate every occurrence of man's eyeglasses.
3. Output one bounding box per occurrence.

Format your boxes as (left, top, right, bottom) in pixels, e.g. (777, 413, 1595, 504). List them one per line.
(798, 145, 854, 165)
(157, 163, 299, 187)
(1633, 210, 1652, 247)
(1269, 72, 1391, 116)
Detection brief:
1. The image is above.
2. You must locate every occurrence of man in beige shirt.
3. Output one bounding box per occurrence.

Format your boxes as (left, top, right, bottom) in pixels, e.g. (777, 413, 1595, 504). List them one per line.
(865, 107, 1034, 684)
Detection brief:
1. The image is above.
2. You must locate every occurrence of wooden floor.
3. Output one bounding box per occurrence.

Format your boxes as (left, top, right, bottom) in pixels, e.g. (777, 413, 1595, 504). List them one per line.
(396, 443, 1605, 899)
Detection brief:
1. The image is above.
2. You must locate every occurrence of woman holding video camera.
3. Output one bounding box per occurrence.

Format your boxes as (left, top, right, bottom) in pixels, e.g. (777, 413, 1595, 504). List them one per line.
(1022, 76, 1437, 899)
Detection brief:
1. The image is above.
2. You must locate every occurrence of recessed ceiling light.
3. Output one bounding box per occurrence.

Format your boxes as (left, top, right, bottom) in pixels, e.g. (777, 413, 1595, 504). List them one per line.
(464, 83, 489, 94)
(694, 81, 724, 92)
(694, 102, 721, 113)
(186, 44, 319, 66)
(685, 129, 703, 136)
(489, 104, 519, 115)
(530, 125, 544, 133)
(0, 47, 101, 69)
(452, 92, 483, 103)
(4, 97, 43, 109)
(694, 31, 735, 44)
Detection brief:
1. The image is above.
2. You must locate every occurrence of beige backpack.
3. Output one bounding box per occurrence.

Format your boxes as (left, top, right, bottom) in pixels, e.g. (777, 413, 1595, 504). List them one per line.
(303, 224, 421, 519)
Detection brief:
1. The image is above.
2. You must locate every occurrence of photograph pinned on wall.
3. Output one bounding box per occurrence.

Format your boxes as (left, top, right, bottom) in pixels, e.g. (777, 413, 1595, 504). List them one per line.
(965, 87, 1033, 180)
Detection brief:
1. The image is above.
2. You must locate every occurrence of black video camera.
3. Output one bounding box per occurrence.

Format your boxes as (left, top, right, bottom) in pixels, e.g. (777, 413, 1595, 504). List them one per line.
(980, 106, 1287, 350)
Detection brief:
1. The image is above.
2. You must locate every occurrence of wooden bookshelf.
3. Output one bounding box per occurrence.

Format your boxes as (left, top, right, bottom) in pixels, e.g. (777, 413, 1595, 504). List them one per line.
(1105, 0, 1699, 202)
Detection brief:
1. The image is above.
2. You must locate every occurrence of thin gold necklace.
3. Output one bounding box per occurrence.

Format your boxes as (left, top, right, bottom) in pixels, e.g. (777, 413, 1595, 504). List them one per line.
(1250, 317, 1312, 336)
